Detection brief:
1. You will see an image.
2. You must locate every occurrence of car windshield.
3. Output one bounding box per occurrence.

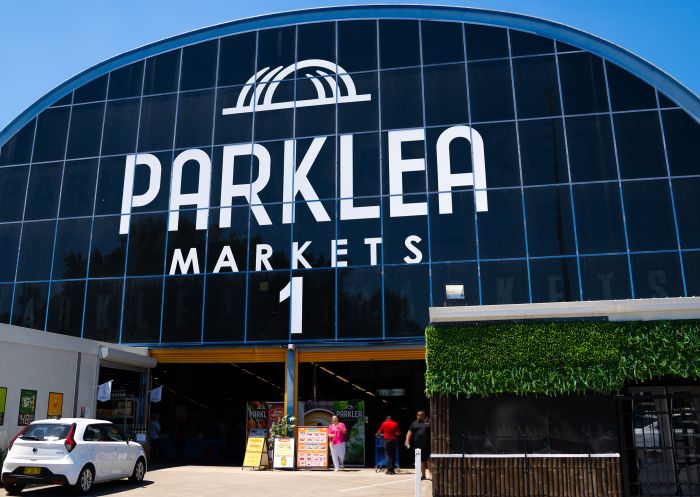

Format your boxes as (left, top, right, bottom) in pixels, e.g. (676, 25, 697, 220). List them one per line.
(21, 423, 71, 441)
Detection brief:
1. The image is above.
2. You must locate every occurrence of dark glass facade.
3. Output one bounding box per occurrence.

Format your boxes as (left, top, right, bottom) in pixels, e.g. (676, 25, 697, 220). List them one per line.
(0, 18, 698, 346)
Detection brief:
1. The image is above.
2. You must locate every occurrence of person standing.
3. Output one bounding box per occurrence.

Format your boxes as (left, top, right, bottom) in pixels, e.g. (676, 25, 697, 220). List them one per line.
(328, 415, 347, 471)
(405, 410, 431, 480)
(376, 415, 401, 474)
(148, 415, 161, 464)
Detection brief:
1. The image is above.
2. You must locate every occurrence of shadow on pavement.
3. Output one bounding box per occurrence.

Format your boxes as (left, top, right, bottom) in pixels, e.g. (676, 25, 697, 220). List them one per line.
(10, 480, 154, 496)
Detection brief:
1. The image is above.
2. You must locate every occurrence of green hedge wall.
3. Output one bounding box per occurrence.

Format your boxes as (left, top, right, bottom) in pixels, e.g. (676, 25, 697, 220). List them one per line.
(425, 321, 700, 397)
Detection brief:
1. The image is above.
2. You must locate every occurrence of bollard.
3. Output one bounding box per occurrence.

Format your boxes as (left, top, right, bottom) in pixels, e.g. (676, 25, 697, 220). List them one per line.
(415, 448, 422, 497)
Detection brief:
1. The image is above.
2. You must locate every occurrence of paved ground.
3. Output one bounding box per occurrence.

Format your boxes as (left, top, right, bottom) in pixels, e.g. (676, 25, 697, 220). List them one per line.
(11, 466, 432, 497)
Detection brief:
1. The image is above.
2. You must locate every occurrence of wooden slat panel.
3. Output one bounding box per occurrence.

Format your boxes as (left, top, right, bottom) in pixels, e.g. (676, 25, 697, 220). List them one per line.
(150, 347, 286, 363)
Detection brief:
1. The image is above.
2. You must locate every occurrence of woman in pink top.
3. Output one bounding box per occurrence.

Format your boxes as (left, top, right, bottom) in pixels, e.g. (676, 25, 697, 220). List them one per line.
(328, 415, 347, 471)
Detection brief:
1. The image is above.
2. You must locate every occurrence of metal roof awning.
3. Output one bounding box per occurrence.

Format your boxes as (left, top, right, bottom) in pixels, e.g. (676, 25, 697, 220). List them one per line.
(99, 346, 157, 370)
(430, 297, 700, 323)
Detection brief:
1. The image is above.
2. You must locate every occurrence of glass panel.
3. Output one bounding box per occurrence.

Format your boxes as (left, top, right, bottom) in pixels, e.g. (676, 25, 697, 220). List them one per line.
(557, 52, 608, 115)
(518, 118, 567, 185)
(295, 77, 336, 138)
(338, 21, 377, 73)
(381, 132, 426, 196)
(33, 107, 70, 163)
(475, 121, 521, 188)
(614, 111, 666, 179)
(429, 191, 476, 262)
(338, 72, 378, 133)
(510, 31, 554, 56)
(247, 204, 291, 271)
(0, 119, 35, 166)
(161, 275, 203, 343)
(180, 40, 218, 91)
(52, 218, 91, 279)
(421, 21, 465, 65)
(431, 261, 479, 306)
(426, 126, 473, 193)
(337, 266, 382, 339)
(166, 209, 206, 276)
(175, 90, 215, 148)
(524, 185, 576, 257)
(298, 22, 335, 62)
(215, 86, 253, 144)
(122, 277, 162, 344)
(126, 212, 167, 276)
(477, 188, 526, 259)
(380, 68, 423, 130)
(11, 282, 48, 330)
(606, 61, 657, 111)
(566, 115, 617, 182)
(622, 180, 677, 251)
(108, 61, 144, 99)
(468, 59, 514, 122)
(290, 268, 334, 341)
(247, 271, 290, 341)
(662, 109, 700, 176)
(207, 206, 249, 273)
(384, 264, 429, 337)
(292, 200, 335, 267)
(143, 50, 181, 95)
(512, 55, 561, 118)
(0, 166, 28, 222)
(682, 251, 700, 297)
(257, 27, 296, 70)
(338, 132, 380, 198)
(465, 24, 509, 61)
(250, 141, 284, 205)
(219, 32, 257, 87)
(423, 63, 468, 126)
(530, 257, 579, 303)
(24, 162, 62, 220)
(50, 94, 73, 107)
(480, 259, 529, 304)
(672, 177, 700, 249)
(254, 80, 294, 141)
(17, 221, 55, 281)
(658, 93, 677, 108)
(573, 182, 626, 254)
(66, 103, 104, 159)
(101, 99, 140, 156)
(383, 195, 429, 264)
(0, 223, 20, 281)
(203, 273, 245, 342)
(73, 75, 107, 104)
(0, 284, 13, 323)
(83, 279, 123, 342)
(337, 198, 382, 267)
(94, 156, 126, 215)
(138, 94, 177, 152)
(296, 137, 335, 200)
(631, 252, 684, 298)
(379, 20, 420, 69)
(89, 215, 127, 277)
(580, 255, 631, 301)
(556, 40, 580, 53)
(46, 280, 85, 337)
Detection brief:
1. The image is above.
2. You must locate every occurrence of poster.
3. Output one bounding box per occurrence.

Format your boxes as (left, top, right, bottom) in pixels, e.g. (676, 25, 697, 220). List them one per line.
(0, 387, 6, 425)
(47, 392, 63, 419)
(242, 436, 268, 468)
(273, 437, 295, 469)
(299, 400, 366, 466)
(18, 389, 37, 426)
(297, 426, 329, 469)
(246, 401, 284, 438)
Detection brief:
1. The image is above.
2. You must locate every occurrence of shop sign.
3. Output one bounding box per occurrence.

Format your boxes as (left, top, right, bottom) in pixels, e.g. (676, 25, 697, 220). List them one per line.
(242, 436, 268, 468)
(297, 426, 329, 469)
(0, 387, 6, 425)
(300, 400, 365, 466)
(273, 437, 295, 469)
(47, 392, 63, 419)
(246, 401, 284, 438)
(18, 389, 37, 426)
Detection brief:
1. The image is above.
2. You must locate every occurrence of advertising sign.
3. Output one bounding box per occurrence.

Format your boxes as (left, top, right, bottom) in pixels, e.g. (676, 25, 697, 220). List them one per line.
(242, 436, 268, 469)
(297, 426, 329, 469)
(273, 437, 295, 469)
(47, 392, 63, 419)
(300, 400, 366, 466)
(0, 387, 6, 425)
(18, 389, 37, 426)
(246, 401, 284, 438)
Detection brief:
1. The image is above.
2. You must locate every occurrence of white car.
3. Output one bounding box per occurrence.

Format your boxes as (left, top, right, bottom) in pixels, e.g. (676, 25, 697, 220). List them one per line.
(1, 418, 147, 495)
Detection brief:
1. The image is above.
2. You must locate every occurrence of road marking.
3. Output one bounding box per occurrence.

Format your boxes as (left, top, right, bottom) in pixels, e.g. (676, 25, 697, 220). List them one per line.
(338, 477, 414, 492)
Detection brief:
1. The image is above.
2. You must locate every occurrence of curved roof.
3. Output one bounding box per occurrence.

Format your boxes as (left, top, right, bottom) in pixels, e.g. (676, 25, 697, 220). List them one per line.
(2, 4, 699, 148)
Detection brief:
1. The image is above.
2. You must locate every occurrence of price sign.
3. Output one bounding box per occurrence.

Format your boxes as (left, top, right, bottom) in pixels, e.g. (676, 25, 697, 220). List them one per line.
(273, 437, 295, 469)
(297, 426, 329, 469)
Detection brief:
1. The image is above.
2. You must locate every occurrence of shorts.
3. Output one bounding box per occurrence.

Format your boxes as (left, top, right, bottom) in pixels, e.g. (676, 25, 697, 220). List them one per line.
(415, 446, 431, 462)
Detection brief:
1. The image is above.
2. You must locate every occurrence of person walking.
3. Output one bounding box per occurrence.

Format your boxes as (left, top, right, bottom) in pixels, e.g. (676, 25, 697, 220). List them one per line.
(405, 410, 431, 480)
(328, 415, 347, 471)
(376, 415, 401, 474)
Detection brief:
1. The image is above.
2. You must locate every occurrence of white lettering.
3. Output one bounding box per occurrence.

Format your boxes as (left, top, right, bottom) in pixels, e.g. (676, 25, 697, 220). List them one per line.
(256, 244, 273, 271)
(282, 138, 331, 224)
(332, 239, 348, 268)
(388, 129, 427, 217)
(213, 245, 240, 273)
(403, 235, 423, 264)
(340, 134, 380, 220)
(364, 237, 382, 266)
(220, 143, 272, 227)
(120, 154, 162, 234)
(292, 241, 312, 270)
(169, 149, 211, 231)
(169, 248, 201, 275)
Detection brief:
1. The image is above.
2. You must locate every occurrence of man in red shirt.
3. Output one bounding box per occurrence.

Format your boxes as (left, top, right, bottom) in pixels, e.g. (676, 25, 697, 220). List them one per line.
(376, 415, 401, 474)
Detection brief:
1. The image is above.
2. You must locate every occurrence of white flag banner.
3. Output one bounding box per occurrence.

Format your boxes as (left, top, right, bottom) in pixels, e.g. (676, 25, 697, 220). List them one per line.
(150, 386, 163, 403)
(97, 380, 113, 402)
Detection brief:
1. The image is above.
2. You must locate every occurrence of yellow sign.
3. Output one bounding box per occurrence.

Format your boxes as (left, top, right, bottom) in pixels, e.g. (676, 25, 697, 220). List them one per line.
(273, 437, 295, 469)
(47, 392, 63, 419)
(297, 426, 329, 469)
(243, 436, 268, 468)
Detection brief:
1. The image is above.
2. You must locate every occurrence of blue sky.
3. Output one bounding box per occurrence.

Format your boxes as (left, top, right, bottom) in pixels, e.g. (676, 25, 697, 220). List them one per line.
(1, 0, 698, 129)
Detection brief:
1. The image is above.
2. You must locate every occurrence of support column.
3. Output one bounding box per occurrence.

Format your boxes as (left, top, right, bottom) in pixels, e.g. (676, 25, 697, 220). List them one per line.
(284, 345, 298, 419)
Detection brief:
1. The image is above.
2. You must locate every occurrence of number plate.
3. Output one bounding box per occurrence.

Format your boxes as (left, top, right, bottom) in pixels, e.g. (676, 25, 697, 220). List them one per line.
(23, 467, 41, 475)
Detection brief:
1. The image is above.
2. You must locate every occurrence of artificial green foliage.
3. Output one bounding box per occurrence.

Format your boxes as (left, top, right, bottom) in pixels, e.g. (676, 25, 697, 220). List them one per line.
(425, 321, 700, 397)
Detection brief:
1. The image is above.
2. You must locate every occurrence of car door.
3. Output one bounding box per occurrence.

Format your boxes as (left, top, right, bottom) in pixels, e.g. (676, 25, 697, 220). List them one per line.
(83, 424, 113, 481)
(101, 424, 132, 477)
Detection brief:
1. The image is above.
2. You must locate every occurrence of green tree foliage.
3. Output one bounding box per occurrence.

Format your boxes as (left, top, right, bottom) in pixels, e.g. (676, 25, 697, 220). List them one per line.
(425, 321, 700, 397)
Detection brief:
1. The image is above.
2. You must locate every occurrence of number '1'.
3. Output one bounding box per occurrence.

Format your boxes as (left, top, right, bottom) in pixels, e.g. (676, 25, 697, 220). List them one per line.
(279, 276, 303, 334)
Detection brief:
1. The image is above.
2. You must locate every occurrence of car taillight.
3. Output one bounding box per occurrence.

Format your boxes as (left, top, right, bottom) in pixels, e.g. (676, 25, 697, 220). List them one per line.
(64, 423, 77, 453)
(8, 428, 26, 450)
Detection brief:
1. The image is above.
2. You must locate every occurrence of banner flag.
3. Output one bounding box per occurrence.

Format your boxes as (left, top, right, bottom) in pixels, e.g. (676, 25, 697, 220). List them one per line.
(97, 381, 113, 402)
(150, 386, 163, 403)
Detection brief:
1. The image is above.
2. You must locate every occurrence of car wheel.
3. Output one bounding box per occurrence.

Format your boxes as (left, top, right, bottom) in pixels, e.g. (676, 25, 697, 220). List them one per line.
(129, 457, 146, 483)
(4, 482, 25, 496)
(72, 465, 95, 495)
